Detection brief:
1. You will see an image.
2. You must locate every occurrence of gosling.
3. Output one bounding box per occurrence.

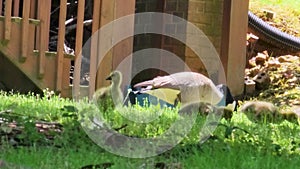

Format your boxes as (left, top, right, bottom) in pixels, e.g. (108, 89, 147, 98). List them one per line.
(93, 71, 124, 110)
(241, 101, 300, 122)
(240, 101, 278, 120)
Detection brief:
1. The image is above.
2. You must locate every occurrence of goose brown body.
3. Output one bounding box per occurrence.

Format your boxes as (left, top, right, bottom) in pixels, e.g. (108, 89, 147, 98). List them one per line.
(134, 72, 223, 105)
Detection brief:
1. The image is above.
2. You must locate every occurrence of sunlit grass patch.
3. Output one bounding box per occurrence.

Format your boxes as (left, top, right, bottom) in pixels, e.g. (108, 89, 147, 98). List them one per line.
(1, 91, 300, 168)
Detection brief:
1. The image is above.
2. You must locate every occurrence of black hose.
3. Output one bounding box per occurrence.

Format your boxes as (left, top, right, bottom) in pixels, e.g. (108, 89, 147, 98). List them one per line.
(248, 11, 300, 51)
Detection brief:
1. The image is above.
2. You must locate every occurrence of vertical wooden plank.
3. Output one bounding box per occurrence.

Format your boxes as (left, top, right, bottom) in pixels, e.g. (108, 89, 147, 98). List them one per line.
(112, 0, 136, 91)
(89, 0, 102, 98)
(13, 0, 20, 16)
(73, 0, 85, 99)
(226, 0, 249, 95)
(61, 58, 71, 97)
(75, 0, 85, 65)
(56, 0, 67, 92)
(30, 0, 37, 18)
(4, 0, 12, 41)
(96, 0, 115, 89)
(112, 0, 135, 69)
(37, 0, 51, 78)
(0, 0, 3, 16)
(21, 0, 31, 61)
(37, 0, 45, 77)
(220, 0, 231, 76)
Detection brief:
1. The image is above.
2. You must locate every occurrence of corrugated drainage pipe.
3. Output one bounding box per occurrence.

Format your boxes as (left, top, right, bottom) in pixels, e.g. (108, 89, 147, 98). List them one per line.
(248, 11, 300, 51)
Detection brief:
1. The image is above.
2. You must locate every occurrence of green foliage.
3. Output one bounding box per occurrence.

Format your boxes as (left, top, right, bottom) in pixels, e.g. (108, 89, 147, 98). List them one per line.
(0, 90, 300, 168)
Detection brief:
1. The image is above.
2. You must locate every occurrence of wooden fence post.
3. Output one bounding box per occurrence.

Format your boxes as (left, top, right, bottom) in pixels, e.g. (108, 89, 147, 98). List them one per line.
(0, 0, 3, 15)
(89, 0, 102, 99)
(37, 0, 51, 78)
(73, 0, 85, 99)
(56, 0, 67, 92)
(95, 0, 115, 90)
(13, 0, 19, 16)
(21, 0, 31, 61)
(4, 0, 12, 42)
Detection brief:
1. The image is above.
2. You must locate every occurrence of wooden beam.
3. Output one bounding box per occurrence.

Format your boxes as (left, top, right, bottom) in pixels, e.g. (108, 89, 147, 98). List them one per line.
(56, 0, 67, 92)
(21, 0, 31, 61)
(30, 0, 37, 18)
(96, 0, 115, 89)
(113, 0, 135, 69)
(0, 0, 3, 16)
(89, 0, 102, 98)
(112, 0, 136, 91)
(13, 0, 19, 16)
(220, 0, 231, 76)
(4, 0, 12, 41)
(226, 0, 249, 96)
(73, 0, 85, 99)
(37, 0, 51, 78)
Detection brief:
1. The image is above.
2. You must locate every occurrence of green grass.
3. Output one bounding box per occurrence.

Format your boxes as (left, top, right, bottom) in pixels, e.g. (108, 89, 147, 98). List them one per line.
(250, 0, 300, 13)
(249, 0, 300, 37)
(1, 91, 300, 168)
(2, 138, 300, 169)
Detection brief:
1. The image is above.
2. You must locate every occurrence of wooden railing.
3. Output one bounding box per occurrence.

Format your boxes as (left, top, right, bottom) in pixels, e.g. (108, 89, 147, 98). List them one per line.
(0, 0, 137, 98)
(0, 0, 248, 98)
(0, 0, 136, 98)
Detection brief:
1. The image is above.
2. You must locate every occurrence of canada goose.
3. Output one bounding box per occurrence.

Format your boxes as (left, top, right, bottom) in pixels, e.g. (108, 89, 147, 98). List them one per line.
(93, 71, 124, 110)
(133, 72, 224, 106)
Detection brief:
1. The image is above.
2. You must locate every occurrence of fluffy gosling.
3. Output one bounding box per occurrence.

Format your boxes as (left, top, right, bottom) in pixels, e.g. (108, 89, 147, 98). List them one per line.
(93, 71, 124, 110)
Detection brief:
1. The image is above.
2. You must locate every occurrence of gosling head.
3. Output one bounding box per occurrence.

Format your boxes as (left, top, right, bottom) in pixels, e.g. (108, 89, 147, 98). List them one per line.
(106, 71, 122, 86)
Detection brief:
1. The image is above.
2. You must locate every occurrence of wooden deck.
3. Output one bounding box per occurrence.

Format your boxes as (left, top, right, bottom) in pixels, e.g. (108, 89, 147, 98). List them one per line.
(0, 0, 136, 98)
(0, 0, 249, 98)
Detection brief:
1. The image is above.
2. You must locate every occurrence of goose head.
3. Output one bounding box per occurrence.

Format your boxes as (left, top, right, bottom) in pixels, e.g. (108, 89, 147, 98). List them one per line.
(106, 71, 122, 87)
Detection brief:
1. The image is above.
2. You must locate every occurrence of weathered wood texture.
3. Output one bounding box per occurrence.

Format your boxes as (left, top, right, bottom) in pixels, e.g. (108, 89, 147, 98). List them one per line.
(0, 0, 247, 98)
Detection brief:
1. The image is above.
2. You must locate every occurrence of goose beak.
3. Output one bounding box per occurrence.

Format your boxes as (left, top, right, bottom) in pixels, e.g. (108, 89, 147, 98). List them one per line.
(106, 75, 112, 80)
